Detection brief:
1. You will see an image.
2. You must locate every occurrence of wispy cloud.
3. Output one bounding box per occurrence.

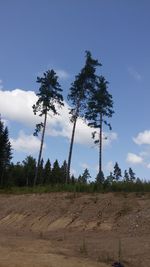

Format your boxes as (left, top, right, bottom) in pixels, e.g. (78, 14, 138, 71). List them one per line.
(37, 69, 70, 81)
(133, 130, 150, 145)
(10, 130, 42, 153)
(56, 69, 70, 80)
(70, 168, 77, 176)
(80, 162, 90, 169)
(1, 118, 10, 127)
(147, 163, 150, 169)
(139, 151, 149, 157)
(105, 161, 114, 172)
(0, 79, 3, 89)
(128, 67, 142, 81)
(126, 153, 143, 164)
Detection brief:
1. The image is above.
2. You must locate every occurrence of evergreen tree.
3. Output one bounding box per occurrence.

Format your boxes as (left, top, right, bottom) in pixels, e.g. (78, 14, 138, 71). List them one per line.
(106, 172, 114, 184)
(71, 174, 76, 184)
(85, 76, 114, 179)
(51, 160, 61, 184)
(78, 175, 82, 183)
(136, 177, 142, 184)
(96, 170, 105, 184)
(6, 162, 15, 186)
(11, 162, 25, 187)
(60, 160, 68, 183)
(113, 162, 122, 181)
(67, 51, 101, 182)
(43, 159, 51, 184)
(33, 70, 64, 185)
(0, 117, 12, 186)
(37, 158, 44, 185)
(23, 156, 36, 186)
(78, 168, 91, 184)
(124, 169, 129, 182)
(128, 167, 136, 182)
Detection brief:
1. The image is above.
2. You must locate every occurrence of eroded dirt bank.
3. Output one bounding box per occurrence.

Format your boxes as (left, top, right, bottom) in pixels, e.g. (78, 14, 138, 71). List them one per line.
(0, 192, 149, 267)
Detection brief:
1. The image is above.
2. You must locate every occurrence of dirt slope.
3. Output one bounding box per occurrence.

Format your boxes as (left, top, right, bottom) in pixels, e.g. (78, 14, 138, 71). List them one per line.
(0, 192, 149, 267)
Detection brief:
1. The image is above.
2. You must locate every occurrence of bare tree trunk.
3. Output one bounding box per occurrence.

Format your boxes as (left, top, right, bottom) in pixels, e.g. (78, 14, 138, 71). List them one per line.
(99, 113, 102, 176)
(66, 115, 77, 183)
(66, 100, 80, 183)
(34, 111, 47, 186)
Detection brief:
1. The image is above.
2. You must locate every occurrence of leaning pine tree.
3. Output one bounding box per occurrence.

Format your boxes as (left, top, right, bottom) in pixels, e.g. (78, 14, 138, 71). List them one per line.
(33, 70, 64, 186)
(67, 51, 101, 182)
(85, 76, 114, 183)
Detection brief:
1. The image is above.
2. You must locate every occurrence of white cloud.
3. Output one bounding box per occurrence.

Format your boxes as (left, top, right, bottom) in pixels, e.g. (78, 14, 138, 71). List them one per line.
(70, 168, 77, 176)
(103, 132, 118, 146)
(75, 119, 94, 146)
(128, 67, 142, 81)
(105, 161, 114, 172)
(147, 163, 150, 169)
(126, 153, 143, 164)
(139, 151, 149, 157)
(133, 130, 150, 145)
(0, 79, 3, 89)
(94, 165, 99, 172)
(80, 163, 90, 169)
(0, 89, 38, 126)
(47, 106, 117, 147)
(56, 69, 70, 80)
(1, 118, 10, 127)
(0, 89, 117, 148)
(10, 131, 41, 153)
(37, 69, 70, 81)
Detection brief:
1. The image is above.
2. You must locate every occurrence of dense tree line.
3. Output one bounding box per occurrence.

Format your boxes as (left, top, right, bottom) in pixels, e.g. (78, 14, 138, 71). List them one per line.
(0, 137, 149, 190)
(0, 154, 91, 187)
(3, 157, 66, 187)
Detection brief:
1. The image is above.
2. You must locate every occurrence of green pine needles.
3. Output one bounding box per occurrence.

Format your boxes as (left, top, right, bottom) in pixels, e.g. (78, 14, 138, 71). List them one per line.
(32, 70, 64, 185)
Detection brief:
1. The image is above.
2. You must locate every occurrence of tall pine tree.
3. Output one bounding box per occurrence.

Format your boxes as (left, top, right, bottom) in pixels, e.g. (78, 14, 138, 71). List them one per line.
(67, 51, 101, 182)
(85, 76, 114, 181)
(33, 70, 64, 185)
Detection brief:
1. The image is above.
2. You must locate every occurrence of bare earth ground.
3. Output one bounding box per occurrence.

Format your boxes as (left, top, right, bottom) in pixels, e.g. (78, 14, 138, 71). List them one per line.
(0, 192, 149, 267)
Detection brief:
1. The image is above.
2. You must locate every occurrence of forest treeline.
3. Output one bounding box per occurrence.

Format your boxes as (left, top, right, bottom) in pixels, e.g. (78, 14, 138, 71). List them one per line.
(0, 143, 150, 192)
(0, 51, 150, 192)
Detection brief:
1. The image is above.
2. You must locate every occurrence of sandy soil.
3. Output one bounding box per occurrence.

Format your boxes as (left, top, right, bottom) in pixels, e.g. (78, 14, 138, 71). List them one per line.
(0, 192, 149, 267)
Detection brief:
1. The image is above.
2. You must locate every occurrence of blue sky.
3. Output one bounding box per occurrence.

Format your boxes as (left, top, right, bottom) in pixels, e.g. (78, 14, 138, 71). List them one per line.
(0, 0, 150, 180)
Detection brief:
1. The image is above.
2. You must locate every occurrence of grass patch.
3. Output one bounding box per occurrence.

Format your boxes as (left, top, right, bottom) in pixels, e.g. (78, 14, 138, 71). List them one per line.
(0, 180, 150, 194)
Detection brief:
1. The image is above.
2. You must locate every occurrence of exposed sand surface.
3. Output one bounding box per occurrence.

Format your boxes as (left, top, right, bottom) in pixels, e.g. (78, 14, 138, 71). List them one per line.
(0, 192, 149, 267)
